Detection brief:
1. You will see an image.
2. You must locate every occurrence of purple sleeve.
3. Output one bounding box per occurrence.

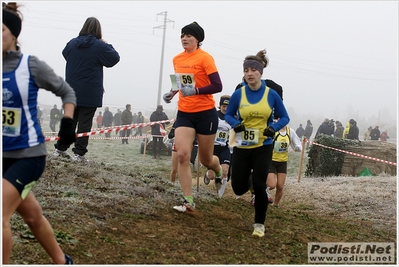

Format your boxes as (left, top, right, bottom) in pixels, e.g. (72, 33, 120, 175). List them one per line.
(197, 72, 223, 95)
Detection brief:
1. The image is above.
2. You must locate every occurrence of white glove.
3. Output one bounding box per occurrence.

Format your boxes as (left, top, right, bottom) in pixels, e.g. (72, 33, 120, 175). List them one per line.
(180, 86, 199, 97)
(163, 90, 178, 103)
(294, 147, 301, 152)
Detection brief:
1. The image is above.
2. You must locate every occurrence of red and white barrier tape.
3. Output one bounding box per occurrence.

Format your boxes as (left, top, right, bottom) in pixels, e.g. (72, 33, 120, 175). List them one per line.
(85, 134, 167, 140)
(45, 119, 175, 142)
(303, 138, 397, 166)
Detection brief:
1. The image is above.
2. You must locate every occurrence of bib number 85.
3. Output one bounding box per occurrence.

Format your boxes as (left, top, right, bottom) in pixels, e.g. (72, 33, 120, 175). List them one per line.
(241, 128, 259, 143)
(243, 130, 254, 140)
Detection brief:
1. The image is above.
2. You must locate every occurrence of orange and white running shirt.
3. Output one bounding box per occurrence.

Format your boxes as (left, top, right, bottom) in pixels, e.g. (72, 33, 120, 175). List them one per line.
(173, 48, 217, 113)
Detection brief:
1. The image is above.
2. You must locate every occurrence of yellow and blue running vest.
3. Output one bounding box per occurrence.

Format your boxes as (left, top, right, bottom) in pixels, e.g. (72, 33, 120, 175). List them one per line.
(235, 86, 272, 149)
(272, 127, 291, 162)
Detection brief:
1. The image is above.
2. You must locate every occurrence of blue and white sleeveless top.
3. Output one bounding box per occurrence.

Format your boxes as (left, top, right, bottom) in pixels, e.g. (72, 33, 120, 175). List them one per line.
(2, 54, 44, 151)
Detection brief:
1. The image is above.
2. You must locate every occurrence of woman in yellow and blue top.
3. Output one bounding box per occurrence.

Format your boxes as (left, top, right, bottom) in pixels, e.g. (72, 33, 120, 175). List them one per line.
(267, 121, 302, 208)
(225, 49, 289, 238)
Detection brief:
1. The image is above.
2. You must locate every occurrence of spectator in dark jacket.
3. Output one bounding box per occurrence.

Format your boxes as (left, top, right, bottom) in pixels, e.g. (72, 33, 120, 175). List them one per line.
(102, 107, 113, 138)
(150, 105, 170, 159)
(121, 104, 133, 144)
(346, 119, 359, 140)
(113, 109, 122, 136)
(315, 118, 334, 137)
(334, 121, 344, 139)
(295, 124, 305, 140)
(49, 104, 61, 133)
(134, 111, 145, 136)
(54, 17, 120, 161)
(304, 119, 313, 149)
(370, 126, 381, 140)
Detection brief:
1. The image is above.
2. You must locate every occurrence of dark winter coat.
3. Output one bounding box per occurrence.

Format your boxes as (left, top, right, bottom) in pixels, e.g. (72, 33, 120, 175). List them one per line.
(50, 108, 61, 120)
(370, 128, 381, 140)
(62, 34, 120, 107)
(136, 114, 144, 124)
(113, 112, 122, 126)
(346, 123, 359, 140)
(121, 109, 133, 125)
(304, 122, 313, 138)
(150, 110, 169, 135)
(316, 121, 334, 137)
(295, 126, 305, 138)
(102, 110, 113, 127)
(334, 124, 344, 138)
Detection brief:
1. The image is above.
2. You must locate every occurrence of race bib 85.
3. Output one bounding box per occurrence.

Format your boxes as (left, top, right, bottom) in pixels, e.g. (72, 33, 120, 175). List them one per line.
(240, 128, 259, 146)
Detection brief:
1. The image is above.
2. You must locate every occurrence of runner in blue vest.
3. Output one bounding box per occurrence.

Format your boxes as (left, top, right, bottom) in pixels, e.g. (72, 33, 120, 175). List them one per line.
(3, 3, 76, 264)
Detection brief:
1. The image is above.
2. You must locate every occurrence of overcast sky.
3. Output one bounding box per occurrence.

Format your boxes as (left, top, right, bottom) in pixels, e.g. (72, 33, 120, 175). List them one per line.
(17, 1, 397, 131)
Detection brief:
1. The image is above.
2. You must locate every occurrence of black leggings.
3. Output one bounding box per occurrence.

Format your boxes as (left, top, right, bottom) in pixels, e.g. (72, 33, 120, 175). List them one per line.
(231, 145, 272, 224)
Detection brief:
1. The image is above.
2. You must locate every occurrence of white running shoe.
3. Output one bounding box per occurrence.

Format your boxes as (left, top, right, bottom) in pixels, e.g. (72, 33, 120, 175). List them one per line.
(72, 154, 89, 162)
(252, 223, 265, 237)
(53, 149, 71, 158)
(173, 199, 195, 212)
(204, 171, 210, 185)
(218, 178, 228, 198)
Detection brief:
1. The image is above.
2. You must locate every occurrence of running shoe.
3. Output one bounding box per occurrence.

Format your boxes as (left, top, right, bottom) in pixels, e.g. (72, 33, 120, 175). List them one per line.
(214, 177, 222, 190)
(218, 178, 228, 198)
(72, 154, 89, 163)
(266, 187, 273, 204)
(250, 194, 255, 206)
(252, 223, 265, 237)
(65, 254, 74, 264)
(53, 149, 71, 158)
(173, 199, 195, 212)
(204, 171, 210, 185)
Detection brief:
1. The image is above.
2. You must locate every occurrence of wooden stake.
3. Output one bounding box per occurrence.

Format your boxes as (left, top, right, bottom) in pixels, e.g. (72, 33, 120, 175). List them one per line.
(142, 136, 147, 160)
(196, 146, 200, 192)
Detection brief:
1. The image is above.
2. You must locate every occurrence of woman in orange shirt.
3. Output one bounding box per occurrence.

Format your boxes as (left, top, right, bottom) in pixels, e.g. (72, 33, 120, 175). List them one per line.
(163, 21, 223, 212)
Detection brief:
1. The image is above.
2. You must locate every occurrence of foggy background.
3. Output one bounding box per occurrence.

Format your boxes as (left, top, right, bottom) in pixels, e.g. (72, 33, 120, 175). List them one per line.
(16, 1, 398, 139)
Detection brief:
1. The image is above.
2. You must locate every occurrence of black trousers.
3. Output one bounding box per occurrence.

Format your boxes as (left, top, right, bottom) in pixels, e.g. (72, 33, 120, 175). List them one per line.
(120, 129, 131, 144)
(54, 106, 96, 156)
(152, 136, 163, 156)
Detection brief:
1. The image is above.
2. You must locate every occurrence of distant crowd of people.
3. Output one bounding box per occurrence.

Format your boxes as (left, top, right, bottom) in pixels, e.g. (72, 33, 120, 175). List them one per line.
(92, 105, 146, 143)
(295, 118, 390, 146)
